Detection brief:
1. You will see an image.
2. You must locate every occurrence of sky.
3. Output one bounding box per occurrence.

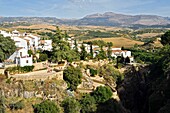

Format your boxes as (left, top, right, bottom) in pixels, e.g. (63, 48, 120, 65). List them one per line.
(0, 0, 170, 18)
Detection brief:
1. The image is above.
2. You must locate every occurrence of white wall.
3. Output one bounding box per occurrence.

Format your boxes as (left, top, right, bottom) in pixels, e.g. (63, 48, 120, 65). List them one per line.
(0, 30, 12, 37)
(111, 51, 131, 58)
(17, 48, 29, 57)
(16, 56, 33, 67)
(8, 48, 29, 61)
(13, 37, 28, 50)
(38, 40, 52, 51)
(28, 34, 40, 49)
(111, 48, 121, 50)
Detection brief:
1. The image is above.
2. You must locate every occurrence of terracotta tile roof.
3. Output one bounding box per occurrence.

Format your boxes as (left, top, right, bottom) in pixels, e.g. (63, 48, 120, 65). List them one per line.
(16, 47, 24, 51)
(27, 36, 35, 39)
(40, 40, 45, 44)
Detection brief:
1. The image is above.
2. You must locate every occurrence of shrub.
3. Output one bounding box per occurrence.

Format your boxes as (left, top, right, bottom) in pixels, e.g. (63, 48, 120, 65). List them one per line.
(89, 68, 98, 77)
(33, 100, 60, 113)
(9, 100, 25, 110)
(92, 86, 113, 103)
(63, 66, 82, 90)
(0, 95, 5, 113)
(5, 65, 34, 74)
(80, 94, 97, 113)
(62, 97, 81, 113)
(38, 53, 48, 62)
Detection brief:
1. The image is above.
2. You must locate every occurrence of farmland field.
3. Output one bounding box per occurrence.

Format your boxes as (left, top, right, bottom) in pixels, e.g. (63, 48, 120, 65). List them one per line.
(85, 37, 144, 48)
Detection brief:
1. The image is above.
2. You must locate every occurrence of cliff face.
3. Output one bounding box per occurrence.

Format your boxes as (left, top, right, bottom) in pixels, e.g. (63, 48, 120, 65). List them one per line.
(118, 65, 149, 113)
(0, 79, 67, 100)
(118, 55, 170, 113)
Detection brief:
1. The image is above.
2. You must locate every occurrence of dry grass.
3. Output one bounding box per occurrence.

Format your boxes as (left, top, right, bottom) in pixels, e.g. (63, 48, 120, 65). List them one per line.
(153, 40, 163, 47)
(6, 98, 42, 113)
(86, 37, 144, 48)
(13, 24, 132, 32)
(14, 24, 56, 30)
(137, 33, 163, 38)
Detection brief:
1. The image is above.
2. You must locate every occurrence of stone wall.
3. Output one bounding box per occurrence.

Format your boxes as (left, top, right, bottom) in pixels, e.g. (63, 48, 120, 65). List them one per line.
(0, 69, 4, 74)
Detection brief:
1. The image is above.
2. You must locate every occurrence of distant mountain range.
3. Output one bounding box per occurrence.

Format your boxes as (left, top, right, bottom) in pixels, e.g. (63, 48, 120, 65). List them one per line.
(1, 12, 170, 28)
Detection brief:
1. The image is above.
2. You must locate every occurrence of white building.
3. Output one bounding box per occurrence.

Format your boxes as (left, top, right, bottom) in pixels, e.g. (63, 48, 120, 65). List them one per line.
(26, 34, 40, 50)
(111, 49, 134, 63)
(38, 40, 52, 51)
(13, 37, 28, 50)
(111, 50, 131, 58)
(0, 30, 11, 37)
(8, 48, 32, 67)
(0, 30, 37, 66)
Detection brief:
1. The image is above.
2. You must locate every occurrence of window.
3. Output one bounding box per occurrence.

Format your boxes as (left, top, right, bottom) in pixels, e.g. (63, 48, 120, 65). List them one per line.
(20, 52, 22, 57)
(26, 60, 29, 63)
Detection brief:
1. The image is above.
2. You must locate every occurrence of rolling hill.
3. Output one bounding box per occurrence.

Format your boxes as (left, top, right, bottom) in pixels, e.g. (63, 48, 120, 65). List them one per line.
(1, 12, 170, 28)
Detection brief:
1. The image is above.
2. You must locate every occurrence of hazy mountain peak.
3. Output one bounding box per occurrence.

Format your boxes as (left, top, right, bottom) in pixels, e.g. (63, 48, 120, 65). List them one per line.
(0, 12, 170, 27)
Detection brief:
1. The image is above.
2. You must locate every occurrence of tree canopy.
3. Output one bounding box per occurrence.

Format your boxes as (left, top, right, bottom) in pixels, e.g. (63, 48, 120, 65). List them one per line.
(0, 35, 16, 62)
(92, 86, 113, 103)
(80, 94, 97, 113)
(161, 30, 170, 45)
(62, 97, 81, 113)
(33, 100, 60, 113)
(63, 66, 82, 90)
(51, 27, 79, 62)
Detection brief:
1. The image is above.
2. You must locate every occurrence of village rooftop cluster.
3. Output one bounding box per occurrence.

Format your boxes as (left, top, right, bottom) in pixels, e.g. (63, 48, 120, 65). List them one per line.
(0, 30, 134, 67)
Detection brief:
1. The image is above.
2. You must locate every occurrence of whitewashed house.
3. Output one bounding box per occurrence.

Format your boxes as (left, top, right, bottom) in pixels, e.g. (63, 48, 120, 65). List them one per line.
(0, 30, 11, 37)
(111, 48, 134, 63)
(0, 30, 36, 66)
(8, 48, 32, 67)
(13, 37, 28, 50)
(38, 40, 52, 51)
(27, 34, 40, 50)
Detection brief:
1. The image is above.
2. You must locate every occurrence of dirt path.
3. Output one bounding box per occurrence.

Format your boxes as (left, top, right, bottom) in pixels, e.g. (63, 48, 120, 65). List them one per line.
(8, 70, 63, 81)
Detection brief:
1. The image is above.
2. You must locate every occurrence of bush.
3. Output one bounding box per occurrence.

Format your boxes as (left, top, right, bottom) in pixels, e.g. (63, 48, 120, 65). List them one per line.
(0, 95, 5, 113)
(92, 86, 113, 103)
(33, 100, 60, 113)
(63, 66, 82, 91)
(89, 68, 98, 77)
(5, 65, 34, 74)
(62, 97, 81, 113)
(38, 53, 48, 62)
(80, 94, 97, 113)
(9, 100, 25, 110)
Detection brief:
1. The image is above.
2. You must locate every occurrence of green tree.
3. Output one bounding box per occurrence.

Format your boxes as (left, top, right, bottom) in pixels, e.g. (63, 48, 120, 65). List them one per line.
(0, 95, 5, 113)
(96, 49, 106, 60)
(90, 42, 93, 58)
(33, 100, 60, 113)
(86, 41, 93, 58)
(62, 97, 81, 113)
(9, 100, 25, 110)
(63, 66, 82, 90)
(92, 40, 106, 48)
(161, 30, 170, 45)
(51, 27, 79, 62)
(74, 39, 79, 53)
(125, 56, 130, 64)
(63, 30, 69, 40)
(39, 53, 48, 62)
(28, 50, 33, 56)
(107, 42, 113, 59)
(80, 44, 87, 60)
(96, 99, 127, 113)
(80, 94, 97, 113)
(93, 86, 113, 103)
(0, 35, 16, 62)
